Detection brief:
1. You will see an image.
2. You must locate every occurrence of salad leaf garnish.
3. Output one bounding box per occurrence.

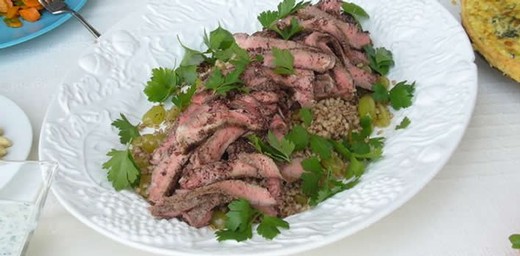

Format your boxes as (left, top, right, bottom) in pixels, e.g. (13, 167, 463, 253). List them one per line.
(389, 81, 415, 110)
(510, 234, 520, 249)
(248, 131, 295, 163)
(272, 47, 295, 75)
(341, 2, 369, 20)
(396, 116, 411, 130)
(298, 107, 313, 127)
(216, 199, 289, 241)
(372, 80, 415, 110)
(258, 0, 308, 40)
(144, 68, 177, 102)
(111, 114, 140, 144)
(364, 45, 394, 76)
(102, 149, 140, 191)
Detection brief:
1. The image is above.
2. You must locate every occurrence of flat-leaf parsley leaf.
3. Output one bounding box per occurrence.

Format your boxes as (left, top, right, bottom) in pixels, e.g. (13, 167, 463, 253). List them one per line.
(102, 149, 140, 191)
(111, 114, 140, 144)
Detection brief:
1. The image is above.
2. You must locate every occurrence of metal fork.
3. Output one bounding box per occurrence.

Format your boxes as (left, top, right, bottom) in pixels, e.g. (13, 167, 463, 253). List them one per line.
(38, 0, 101, 38)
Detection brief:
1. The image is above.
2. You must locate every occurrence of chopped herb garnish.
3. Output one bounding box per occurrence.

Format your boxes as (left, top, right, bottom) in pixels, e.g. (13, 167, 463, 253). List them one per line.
(341, 2, 369, 21)
(272, 47, 295, 75)
(372, 80, 415, 111)
(389, 81, 415, 110)
(216, 199, 289, 241)
(102, 149, 140, 191)
(258, 0, 308, 40)
(285, 125, 309, 151)
(298, 107, 313, 127)
(510, 234, 520, 249)
(274, 17, 304, 40)
(248, 131, 295, 162)
(396, 116, 411, 130)
(172, 83, 198, 111)
(309, 134, 333, 160)
(364, 45, 394, 76)
(144, 68, 178, 102)
(371, 82, 390, 103)
(111, 114, 140, 144)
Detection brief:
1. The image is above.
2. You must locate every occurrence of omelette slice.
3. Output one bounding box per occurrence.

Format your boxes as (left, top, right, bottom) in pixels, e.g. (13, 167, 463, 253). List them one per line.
(462, 0, 520, 82)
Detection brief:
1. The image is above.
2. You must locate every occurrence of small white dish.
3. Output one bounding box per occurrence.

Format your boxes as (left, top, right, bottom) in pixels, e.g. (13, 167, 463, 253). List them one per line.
(0, 95, 32, 161)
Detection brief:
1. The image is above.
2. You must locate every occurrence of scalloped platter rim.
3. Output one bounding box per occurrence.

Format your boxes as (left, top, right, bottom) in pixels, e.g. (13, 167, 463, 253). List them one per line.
(38, 0, 477, 255)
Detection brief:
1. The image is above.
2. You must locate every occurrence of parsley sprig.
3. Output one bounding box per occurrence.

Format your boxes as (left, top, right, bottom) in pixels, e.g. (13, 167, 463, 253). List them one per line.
(372, 81, 416, 110)
(299, 116, 385, 205)
(249, 131, 295, 162)
(364, 45, 395, 76)
(102, 114, 141, 191)
(510, 234, 520, 249)
(272, 47, 295, 75)
(342, 2, 369, 22)
(216, 199, 289, 241)
(257, 0, 308, 40)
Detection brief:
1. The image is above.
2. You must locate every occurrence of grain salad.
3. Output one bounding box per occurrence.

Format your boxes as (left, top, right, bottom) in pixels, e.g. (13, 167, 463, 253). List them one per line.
(102, 0, 416, 242)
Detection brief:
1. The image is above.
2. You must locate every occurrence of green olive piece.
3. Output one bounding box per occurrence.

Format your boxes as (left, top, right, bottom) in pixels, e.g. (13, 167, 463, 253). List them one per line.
(132, 133, 167, 154)
(142, 105, 166, 127)
(374, 103, 391, 127)
(358, 95, 376, 119)
(209, 210, 228, 230)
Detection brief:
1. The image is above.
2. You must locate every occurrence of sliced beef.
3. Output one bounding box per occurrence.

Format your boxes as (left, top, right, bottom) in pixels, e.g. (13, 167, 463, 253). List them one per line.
(181, 194, 232, 228)
(343, 63, 377, 90)
(242, 63, 316, 107)
(234, 33, 309, 51)
(189, 126, 246, 167)
(151, 90, 215, 164)
(179, 153, 283, 189)
(316, 0, 342, 16)
(270, 114, 288, 139)
(262, 48, 336, 73)
(148, 150, 191, 203)
(280, 157, 305, 182)
(226, 138, 256, 157)
(151, 180, 277, 218)
(331, 64, 357, 96)
(303, 31, 368, 65)
(175, 101, 266, 147)
(297, 6, 371, 49)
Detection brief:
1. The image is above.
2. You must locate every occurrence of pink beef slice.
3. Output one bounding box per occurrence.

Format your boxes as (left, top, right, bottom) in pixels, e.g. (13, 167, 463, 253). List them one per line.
(150, 90, 215, 165)
(148, 150, 191, 203)
(303, 31, 368, 65)
(234, 33, 309, 50)
(297, 6, 371, 49)
(316, 0, 342, 16)
(175, 100, 266, 147)
(270, 114, 288, 140)
(262, 48, 336, 73)
(181, 194, 233, 228)
(242, 63, 316, 108)
(151, 180, 277, 218)
(280, 157, 305, 182)
(179, 153, 283, 189)
(189, 126, 246, 167)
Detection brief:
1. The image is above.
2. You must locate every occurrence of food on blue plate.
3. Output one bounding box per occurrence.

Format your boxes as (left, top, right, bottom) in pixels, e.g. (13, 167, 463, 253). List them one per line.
(0, 128, 13, 159)
(462, 0, 520, 82)
(103, 0, 415, 241)
(0, 0, 44, 28)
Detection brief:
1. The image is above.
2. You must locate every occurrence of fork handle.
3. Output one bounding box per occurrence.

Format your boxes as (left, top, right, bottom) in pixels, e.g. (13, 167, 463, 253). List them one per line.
(68, 9, 101, 38)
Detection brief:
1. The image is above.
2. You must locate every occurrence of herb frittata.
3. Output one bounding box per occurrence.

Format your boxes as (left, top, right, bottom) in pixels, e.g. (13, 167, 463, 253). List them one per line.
(462, 0, 520, 82)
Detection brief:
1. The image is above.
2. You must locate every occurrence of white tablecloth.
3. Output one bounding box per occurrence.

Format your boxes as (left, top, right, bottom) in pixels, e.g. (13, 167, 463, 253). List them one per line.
(1, 0, 519, 255)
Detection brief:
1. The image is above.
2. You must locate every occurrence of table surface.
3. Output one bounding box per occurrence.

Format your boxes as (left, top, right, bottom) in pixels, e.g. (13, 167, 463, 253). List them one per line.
(1, 0, 519, 255)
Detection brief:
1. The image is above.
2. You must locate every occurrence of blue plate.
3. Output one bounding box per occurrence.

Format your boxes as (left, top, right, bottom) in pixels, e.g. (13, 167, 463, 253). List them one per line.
(0, 0, 87, 49)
